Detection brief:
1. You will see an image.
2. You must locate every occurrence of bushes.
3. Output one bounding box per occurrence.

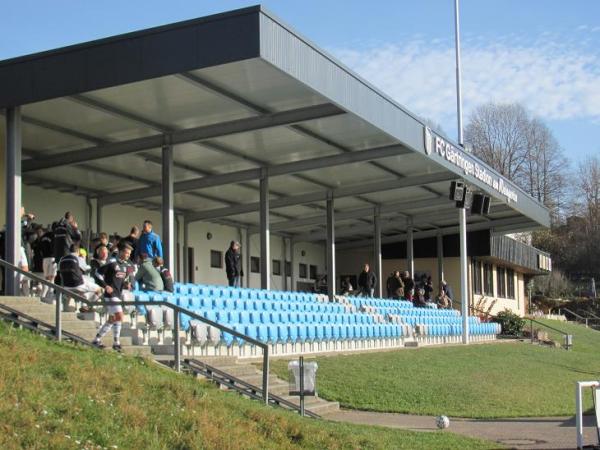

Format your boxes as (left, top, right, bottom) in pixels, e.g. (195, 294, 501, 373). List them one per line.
(494, 309, 525, 336)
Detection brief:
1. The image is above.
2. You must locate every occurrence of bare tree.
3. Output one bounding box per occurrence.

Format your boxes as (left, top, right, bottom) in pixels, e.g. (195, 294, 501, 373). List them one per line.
(574, 156, 600, 235)
(465, 102, 567, 217)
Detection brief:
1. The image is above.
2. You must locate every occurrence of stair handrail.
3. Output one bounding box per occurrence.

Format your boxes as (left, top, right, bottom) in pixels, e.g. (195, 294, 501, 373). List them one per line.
(557, 307, 600, 328)
(0, 258, 270, 404)
(453, 298, 570, 347)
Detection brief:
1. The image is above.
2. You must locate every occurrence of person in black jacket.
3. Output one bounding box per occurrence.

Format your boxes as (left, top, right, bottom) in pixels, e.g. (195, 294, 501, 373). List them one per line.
(224, 240, 243, 287)
(402, 271, 415, 302)
(53, 212, 81, 263)
(357, 263, 377, 297)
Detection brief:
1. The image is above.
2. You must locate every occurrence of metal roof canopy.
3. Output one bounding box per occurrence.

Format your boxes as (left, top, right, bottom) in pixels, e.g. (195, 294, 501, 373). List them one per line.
(0, 5, 550, 246)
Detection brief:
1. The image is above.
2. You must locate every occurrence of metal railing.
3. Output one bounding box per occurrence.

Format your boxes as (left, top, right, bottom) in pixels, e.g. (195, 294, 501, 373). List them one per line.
(556, 307, 600, 328)
(454, 299, 571, 348)
(0, 258, 270, 403)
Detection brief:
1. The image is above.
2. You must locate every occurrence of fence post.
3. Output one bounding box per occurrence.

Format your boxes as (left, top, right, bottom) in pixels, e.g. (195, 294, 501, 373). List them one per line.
(173, 310, 181, 373)
(262, 346, 270, 405)
(530, 319, 534, 344)
(55, 292, 62, 342)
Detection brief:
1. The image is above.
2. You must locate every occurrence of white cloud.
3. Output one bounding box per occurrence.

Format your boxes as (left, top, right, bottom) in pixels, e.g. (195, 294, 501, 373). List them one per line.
(331, 33, 600, 135)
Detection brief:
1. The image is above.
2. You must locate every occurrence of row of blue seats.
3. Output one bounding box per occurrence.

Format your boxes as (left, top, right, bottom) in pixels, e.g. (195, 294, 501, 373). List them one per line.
(175, 283, 322, 303)
(181, 309, 377, 328)
(219, 323, 405, 346)
(378, 307, 459, 317)
(403, 317, 474, 326)
(135, 292, 346, 314)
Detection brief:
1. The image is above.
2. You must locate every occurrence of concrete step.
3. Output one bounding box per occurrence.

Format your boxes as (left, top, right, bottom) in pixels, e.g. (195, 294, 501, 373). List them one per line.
(0, 296, 43, 306)
(205, 364, 260, 378)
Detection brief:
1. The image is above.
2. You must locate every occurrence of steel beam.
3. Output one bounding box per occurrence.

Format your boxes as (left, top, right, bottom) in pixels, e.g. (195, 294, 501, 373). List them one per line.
(459, 207, 469, 344)
(97, 143, 410, 206)
(374, 207, 382, 298)
(407, 217, 415, 277)
(22, 103, 344, 172)
(259, 172, 270, 290)
(162, 145, 175, 276)
(437, 231, 445, 288)
(4, 107, 22, 295)
(326, 195, 335, 300)
(186, 172, 456, 223)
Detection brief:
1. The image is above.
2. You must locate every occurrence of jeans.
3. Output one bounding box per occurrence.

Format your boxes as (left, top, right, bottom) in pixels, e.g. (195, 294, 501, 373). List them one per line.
(358, 287, 374, 297)
(228, 276, 241, 288)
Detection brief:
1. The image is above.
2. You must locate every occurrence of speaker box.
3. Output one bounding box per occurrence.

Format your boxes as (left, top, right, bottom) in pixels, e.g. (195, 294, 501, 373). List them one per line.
(482, 195, 491, 214)
(471, 194, 491, 215)
(456, 187, 473, 209)
(449, 181, 465, 201)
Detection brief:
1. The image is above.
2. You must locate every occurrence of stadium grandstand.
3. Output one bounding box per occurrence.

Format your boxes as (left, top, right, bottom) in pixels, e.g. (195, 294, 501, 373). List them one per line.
(0, 4, 552, 366)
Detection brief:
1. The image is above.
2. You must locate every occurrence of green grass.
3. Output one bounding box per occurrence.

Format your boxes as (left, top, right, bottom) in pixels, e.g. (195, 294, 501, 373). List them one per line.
(0, 322, 496, 450)
(270, 320, 600, 419)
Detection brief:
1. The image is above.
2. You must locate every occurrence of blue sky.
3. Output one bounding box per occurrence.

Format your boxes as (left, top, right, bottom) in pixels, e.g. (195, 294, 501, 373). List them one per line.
(2, 0, 599, 164)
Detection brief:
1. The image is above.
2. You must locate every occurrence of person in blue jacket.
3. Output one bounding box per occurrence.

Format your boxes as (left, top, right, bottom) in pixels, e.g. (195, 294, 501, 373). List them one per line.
(135, 220, 163, 260)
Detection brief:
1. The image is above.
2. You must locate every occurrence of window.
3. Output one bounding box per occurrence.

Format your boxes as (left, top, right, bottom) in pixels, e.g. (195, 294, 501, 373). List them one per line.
(497, 267, 507, 298)
(483, 263, 494, 296)
(285, 261, 291, 277)
(210, 250, 222, 269)
(299, 263, 307, 279)
(309, 264, 318, 280)
(472, 260, 482, 295)
(272, 259, 281, 276)
(507, 269, 515, 299)
(251, 256, 260, 273)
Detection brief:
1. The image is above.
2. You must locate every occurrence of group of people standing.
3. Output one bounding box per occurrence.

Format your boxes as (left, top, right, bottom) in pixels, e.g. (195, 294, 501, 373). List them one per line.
(342, 263, 454, 309)
(2, 211, 174, 351)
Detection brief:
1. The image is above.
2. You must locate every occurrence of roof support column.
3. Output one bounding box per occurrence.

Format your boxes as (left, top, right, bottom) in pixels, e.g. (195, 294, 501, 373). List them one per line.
(290, 239, 295, 292)
(4, 106, 21, 295)
(406, 217, 414, 279)
(245, 231, 252, 288)
(162, 144, 175, 278)
(239, 227, 247, 288)
(374, 206, 382, 299)
(326, 194, 335, 300)
(437, 230, 445, 289)
(459, 207, 470, 344)
(96, 201, 102, 234)
(282, 237, 288, 291)
(259, 169, 270, 290)
(182, 218, 189, 283)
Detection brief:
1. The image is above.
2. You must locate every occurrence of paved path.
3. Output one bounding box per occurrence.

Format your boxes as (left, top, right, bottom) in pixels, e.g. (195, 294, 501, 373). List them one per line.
(325, 410, 599, 449)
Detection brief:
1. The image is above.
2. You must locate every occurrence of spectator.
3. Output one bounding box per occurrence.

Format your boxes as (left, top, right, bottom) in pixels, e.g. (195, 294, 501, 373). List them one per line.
(90, 245, 108, 279)
(53, 212, 81, 264)
(122, 226, 140, 260)
(357, 263, 377, 297)
(93, 232, 111, 259)
(340, 277, 354, 295)
(36, 227, 55, 300)
(136, 220, 163, 260)
(58, 243, 102, 312)
(402, 271, 415, 302)
(388, 270, 404, 300)
(436, 287, 451, 309)
(441, 280, 454, 308)
(109, 235, 121, 258)
(224, 240, 243, 287)
(385, 272, 395, 298)
(424, 276, 434, 301)
(153, 257, 174, 293)
(135, 253, 164, 291)
(92, 243, 134, 351)
(413, 288, 427, 307)
(30, 227, 45, 277)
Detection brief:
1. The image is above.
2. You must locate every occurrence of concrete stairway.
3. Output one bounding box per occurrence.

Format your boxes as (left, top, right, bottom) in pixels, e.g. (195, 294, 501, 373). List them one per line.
(0, 296, 151, 356)
(196, 356, 340, 416)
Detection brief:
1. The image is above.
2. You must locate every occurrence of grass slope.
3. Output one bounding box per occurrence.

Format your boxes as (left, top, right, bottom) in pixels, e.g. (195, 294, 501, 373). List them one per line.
(271, 320, 600, 419)
(0, 322, 495, 450)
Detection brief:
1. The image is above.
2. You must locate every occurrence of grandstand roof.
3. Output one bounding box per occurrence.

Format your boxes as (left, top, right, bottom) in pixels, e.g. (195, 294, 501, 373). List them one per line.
(0, 5, 550, 244)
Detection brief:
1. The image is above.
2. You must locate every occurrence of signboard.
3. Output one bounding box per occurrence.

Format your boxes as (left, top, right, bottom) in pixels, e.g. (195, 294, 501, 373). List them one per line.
(424, 127, 519, 204)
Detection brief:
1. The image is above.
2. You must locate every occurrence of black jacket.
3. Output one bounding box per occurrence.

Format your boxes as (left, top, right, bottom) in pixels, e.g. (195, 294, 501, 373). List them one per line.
(224, 248, 242, 278)
(53, 219, 81, 262)
(358, 270, 377, 289)
(387, 275, 404, 296)
(94, 257, 133, 299)
(58, 254, 84, 288)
